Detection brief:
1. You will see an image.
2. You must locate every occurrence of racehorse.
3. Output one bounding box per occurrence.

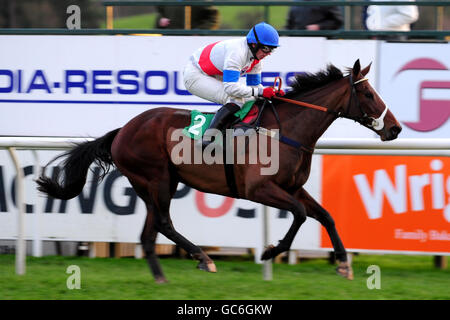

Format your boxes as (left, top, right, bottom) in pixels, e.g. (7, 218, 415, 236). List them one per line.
(37, 60, 401, 283)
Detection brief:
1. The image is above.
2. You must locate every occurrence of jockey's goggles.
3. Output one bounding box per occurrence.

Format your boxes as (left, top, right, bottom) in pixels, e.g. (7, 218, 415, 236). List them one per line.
(260, 45, 276, 53)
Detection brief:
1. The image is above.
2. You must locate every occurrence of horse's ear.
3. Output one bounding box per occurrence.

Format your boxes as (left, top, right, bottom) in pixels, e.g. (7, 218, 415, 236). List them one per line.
(352, 59, 361, 77)
(361, 62, 372, 76)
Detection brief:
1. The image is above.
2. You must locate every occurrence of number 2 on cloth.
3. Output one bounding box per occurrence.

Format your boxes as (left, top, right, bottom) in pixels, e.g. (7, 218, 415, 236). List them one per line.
(188, 114, 206, 136)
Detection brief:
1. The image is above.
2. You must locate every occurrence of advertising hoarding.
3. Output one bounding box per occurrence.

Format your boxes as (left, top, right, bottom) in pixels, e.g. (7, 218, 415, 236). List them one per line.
(1, 36, 448, 255)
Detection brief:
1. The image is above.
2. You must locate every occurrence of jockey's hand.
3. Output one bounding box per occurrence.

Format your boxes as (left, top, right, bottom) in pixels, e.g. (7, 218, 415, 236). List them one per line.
(260, 87, 285, 99)
(260, 87, 277, 99)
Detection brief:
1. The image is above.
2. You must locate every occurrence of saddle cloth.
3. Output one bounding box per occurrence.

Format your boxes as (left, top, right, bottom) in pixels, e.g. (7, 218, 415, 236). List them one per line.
(182, 100, 258, 140)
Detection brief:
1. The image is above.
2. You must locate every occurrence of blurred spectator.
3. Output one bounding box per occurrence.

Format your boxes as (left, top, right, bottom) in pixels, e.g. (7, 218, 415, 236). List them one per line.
(285, 0, 343, 31)
(155, 1, 220, 30)
(362, 1, 370, 30)
(365, 0, 419, 40)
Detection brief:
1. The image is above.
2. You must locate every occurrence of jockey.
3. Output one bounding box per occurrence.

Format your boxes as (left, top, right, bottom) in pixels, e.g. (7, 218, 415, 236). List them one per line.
(183, 22, 285, 147)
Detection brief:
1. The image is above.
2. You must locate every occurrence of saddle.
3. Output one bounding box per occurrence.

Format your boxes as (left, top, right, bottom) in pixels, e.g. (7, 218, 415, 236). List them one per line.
(230, 101, 261, 134)
(229, 98, 282, 141)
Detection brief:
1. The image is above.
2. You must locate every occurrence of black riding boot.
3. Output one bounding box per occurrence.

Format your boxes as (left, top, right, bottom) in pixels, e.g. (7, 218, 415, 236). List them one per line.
(202, 103, 240, 148)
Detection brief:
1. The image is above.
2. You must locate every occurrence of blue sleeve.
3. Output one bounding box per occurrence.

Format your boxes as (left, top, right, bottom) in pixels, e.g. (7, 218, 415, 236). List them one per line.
(223, 69, 240, 83)
(246, 73, 261, 86)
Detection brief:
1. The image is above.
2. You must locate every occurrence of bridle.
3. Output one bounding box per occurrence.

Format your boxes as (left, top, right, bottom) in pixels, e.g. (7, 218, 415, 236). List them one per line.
(339, 75, 388, 131)
(263, 75, 390, 153)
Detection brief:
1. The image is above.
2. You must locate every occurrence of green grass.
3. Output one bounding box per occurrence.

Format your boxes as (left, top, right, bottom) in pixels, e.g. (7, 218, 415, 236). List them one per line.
(104, 7, 290, 30)
(0, 254, 449, 300)
(109, 13, 158, 29)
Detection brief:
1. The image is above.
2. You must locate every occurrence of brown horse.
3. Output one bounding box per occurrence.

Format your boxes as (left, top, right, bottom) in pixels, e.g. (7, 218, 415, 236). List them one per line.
(37, 60, 401, 283)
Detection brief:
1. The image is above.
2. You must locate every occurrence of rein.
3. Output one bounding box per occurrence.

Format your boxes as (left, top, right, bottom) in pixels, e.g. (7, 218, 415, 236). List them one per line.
(273, 96, 328, 112)
(271, 77, 328, 112)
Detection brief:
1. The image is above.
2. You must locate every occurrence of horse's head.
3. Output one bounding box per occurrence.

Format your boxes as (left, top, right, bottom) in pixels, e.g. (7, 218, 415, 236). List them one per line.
(343, 60, 402, 141)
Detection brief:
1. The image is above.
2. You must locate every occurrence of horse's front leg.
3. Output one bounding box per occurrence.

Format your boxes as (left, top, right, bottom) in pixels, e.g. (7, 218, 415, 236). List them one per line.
(296, 188, 353, 280)
(249, 181, 307, 260)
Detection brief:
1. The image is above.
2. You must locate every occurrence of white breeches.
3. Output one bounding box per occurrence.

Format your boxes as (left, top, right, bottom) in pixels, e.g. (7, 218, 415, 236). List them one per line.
(183, 60, 253, 107)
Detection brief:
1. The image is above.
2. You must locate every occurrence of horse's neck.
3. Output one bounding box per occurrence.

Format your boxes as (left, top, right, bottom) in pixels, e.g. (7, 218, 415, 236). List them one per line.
(279, 81, 348, 148)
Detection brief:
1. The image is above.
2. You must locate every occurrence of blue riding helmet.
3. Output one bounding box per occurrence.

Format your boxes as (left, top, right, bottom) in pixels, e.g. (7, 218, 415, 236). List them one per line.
(246, 22, 279, 47)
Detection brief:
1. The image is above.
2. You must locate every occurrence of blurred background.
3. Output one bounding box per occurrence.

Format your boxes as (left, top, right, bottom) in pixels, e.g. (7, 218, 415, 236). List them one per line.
(0, 0, 448, 31)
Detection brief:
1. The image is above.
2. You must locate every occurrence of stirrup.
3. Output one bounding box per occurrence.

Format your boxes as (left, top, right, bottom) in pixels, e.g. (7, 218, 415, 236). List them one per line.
(201, 103, 239, 148)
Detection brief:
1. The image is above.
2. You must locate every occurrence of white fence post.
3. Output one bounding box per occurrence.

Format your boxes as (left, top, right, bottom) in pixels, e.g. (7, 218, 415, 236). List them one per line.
(8, 147, 26, 275)
(262, 205, 272, 281)
(31, 150, 42, 257)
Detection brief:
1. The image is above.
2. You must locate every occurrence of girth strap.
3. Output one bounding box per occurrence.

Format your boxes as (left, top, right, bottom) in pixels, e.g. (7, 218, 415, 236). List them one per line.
(223, 138, 240, 199)
(257, 100, 313, 153)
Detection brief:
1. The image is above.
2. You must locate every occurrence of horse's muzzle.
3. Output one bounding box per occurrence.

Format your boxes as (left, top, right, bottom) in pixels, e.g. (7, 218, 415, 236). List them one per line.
(383, 125, 402, 141)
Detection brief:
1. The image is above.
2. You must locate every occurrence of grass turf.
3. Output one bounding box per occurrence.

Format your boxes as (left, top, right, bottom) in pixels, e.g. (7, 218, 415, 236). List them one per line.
(103, 6, 290, 30)
(0, 254, 448, 300)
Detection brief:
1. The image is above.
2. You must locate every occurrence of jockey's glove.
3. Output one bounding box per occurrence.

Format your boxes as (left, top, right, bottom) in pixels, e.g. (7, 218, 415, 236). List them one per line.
(259, 87, 285, 99)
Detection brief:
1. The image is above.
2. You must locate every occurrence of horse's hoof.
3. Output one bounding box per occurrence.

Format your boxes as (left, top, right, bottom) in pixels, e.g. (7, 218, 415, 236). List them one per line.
(207, 262, 217, 273)
(197, 261, 217, 273)
(261, 245, 275, 260)
(155, 276, 168, 284)
(336, 261, 354, 280)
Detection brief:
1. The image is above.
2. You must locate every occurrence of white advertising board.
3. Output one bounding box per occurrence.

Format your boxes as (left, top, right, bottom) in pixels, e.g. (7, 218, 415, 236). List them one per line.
(0, 35, 326, 137)
(378, 42, 450, 138)
(0, 150, 322, 255)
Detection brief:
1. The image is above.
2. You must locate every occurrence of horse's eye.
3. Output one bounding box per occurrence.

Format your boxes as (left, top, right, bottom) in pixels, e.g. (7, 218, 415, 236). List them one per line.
(365, 92, 374, 99)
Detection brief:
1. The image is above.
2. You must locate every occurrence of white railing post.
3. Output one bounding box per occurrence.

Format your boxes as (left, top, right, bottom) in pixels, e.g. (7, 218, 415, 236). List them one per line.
(32, 150, 42, 257)
(8, 147, 26, 275)
(262, 205, 272, 281)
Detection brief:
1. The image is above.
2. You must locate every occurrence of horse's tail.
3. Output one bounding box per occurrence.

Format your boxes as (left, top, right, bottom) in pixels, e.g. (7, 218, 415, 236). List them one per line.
(36, 128, 121, 200)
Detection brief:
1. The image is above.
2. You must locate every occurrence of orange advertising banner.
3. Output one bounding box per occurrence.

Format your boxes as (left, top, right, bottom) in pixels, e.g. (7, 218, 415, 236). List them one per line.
(321, 155, 450, 253)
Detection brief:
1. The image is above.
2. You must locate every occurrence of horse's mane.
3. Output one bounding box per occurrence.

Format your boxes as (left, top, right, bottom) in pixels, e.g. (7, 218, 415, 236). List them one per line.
(286, 64, 344, 97)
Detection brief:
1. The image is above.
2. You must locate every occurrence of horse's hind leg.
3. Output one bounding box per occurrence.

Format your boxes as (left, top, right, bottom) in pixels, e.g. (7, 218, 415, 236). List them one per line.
(141, 206, 167, 283)
(156, 208, 217, 273)
(148, 174, 217, 274)
(122, 165, 215, 280)
(296, 188, 353, 280)
(127, 180, 167, 283)
(159, 214, 217, 273)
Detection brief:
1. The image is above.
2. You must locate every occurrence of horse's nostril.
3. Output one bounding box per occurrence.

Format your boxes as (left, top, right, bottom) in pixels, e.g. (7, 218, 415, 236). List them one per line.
(391, 126, 402, 137)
